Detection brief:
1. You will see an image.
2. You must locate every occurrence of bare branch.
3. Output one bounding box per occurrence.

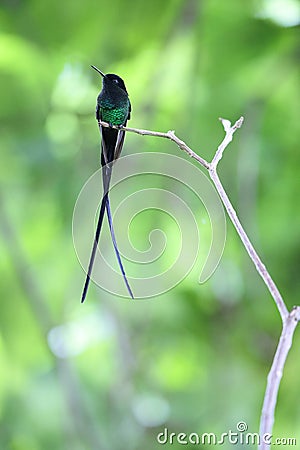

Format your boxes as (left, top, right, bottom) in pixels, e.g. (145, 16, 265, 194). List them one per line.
(209, 169, 288, 321)
(100, 118, 288, 322)
(98, 120, 210, 169)
(98, 117, 299, 448)
(209, 118, 288, 322)
(259, 306, 300, 450)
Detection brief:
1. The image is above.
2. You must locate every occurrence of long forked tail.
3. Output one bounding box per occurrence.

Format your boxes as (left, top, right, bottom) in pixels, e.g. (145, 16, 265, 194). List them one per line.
(81, 193, 107, 303)
(81, 193, 134, 302)
(105, 196, 134, 299)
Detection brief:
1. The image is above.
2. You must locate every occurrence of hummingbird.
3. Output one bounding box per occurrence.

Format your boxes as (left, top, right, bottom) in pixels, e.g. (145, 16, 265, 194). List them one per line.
(81, 65, 134, 303)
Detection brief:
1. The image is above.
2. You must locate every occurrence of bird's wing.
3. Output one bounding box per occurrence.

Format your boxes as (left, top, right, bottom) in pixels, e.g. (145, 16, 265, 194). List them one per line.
(114, 102, 130, 160)
(113, 129, 126, 161)
(100, 129, 114, 195)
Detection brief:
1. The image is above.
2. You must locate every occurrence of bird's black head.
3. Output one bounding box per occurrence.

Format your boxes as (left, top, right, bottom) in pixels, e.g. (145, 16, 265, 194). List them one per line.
(104, 73, 127, 93)
(91, 65, 128, 94)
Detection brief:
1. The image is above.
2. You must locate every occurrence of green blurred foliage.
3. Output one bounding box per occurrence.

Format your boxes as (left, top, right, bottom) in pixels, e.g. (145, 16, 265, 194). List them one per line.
(0, 0, 299, 448)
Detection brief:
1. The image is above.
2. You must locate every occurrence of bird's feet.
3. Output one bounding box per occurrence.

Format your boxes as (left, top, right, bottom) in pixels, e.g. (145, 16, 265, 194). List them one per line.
(108, 122, 123, 130)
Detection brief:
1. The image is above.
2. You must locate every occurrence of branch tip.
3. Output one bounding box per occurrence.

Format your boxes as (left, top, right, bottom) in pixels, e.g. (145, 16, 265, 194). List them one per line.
(291, 305, 300, 322)
(235, 116, 244, 129)
(219, 117, 232, 132)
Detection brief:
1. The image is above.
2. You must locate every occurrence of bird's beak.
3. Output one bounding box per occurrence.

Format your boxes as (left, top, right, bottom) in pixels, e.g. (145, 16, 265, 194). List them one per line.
(91, 65, 105, 77)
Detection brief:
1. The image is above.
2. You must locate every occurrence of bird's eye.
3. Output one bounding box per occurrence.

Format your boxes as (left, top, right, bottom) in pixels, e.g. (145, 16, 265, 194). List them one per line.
(113, 79, 119, 84)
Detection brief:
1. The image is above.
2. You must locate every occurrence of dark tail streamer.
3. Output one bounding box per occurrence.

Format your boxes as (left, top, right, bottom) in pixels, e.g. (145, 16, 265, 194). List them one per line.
(81, 193, 108, 303)
(105, 196, 134, 299)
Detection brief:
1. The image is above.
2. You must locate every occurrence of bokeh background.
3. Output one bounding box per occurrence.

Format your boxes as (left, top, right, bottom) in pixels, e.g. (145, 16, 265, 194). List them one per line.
(0, 0, 299, 448)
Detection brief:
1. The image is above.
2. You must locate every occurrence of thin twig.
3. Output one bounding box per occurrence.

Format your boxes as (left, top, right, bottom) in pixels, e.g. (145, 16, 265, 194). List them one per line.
(98, 120, 210, 169)
(209, 118, 288, 322)
(209, 169, 288, 320)
(98, 117, 299, 449)
(211, 116, 244, 168)
(210, 119, 298, 449)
